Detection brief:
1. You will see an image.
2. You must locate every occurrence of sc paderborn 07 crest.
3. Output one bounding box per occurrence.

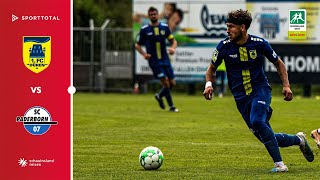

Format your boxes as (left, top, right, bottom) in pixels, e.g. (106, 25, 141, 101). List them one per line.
(16, 106, 58, 135)
(23, 36, 51, 73)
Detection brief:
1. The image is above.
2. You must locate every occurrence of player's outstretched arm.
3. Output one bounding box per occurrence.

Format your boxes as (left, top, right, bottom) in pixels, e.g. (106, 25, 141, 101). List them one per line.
(273, 58, 293, 101)
(203, 63, 216, 100)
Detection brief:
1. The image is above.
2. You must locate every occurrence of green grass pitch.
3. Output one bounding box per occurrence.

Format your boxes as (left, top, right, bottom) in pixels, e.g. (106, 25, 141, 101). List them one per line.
(73, 93, 320, 179)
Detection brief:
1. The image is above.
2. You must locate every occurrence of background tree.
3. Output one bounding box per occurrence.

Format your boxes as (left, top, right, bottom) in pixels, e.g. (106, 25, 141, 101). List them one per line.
(73, 0, 132, 28)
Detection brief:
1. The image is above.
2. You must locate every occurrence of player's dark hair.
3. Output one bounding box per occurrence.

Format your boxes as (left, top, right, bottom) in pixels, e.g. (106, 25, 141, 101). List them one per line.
(227, 9, 252, 30)
(148, 7, 158, 15)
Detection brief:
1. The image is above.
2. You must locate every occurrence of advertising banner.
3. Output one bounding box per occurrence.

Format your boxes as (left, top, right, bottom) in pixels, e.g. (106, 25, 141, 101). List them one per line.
(134, 0, 320, 83)
(247, 1, 320, 43)
(265, 44, 320, 84)
(0, 1, 72, 179)
(135, 47, 212, 81)
(133, 0, 246, 79)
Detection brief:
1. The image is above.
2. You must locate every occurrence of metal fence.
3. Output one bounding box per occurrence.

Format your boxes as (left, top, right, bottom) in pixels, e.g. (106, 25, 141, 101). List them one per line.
(73, 26, 133, 92)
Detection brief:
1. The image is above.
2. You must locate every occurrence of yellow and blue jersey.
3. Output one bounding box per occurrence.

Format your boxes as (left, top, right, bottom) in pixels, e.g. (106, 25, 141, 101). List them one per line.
(137, 23, 174, 66)
(211, 34, 279, 101)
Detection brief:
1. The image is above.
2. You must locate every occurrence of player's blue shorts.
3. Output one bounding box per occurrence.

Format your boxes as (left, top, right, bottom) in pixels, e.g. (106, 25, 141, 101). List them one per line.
(150, 64, 175, 80)
(235, 86, 273, 131)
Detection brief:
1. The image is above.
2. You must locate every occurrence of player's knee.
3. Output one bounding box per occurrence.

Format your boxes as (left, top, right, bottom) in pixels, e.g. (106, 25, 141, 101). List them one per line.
(170, 80, 176, 88)
(251, 119, 267, 130)
(161, 78, 170, 88)
(251, 106, 268, 129)
(163, 83, 170, 88)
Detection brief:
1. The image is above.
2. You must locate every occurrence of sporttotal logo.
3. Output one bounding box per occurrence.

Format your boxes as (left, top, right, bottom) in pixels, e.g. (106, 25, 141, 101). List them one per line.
(288, 9, 306, 40)
(16, 106, 58, 135)
(11, 14, 60, 22)
(12, 14, 19, 22)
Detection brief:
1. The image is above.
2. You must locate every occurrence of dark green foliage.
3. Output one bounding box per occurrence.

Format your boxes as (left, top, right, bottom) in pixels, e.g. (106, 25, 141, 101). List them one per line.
(74, 0, 132, 27)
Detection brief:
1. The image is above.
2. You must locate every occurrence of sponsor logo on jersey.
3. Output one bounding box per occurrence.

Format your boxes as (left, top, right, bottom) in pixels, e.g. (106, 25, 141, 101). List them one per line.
(212, 49, 219, 62)
(229, 54, 238, 58)
(272, 50, 277, 58)
(249, 50, 257, 59)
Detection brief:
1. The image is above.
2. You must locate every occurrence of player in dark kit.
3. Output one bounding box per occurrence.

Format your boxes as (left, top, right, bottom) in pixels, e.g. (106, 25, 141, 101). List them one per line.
(203, 9, 314, 172)
(135, 7, 179, 112)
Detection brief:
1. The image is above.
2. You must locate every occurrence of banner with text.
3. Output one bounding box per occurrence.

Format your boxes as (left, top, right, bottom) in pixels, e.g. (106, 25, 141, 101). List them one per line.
(133, 0, 245, 44)
(135, 47, 214, 81)
(265, 44, 320, 84)
(247, 2, 320, 43)
(133, 0, 245, 79)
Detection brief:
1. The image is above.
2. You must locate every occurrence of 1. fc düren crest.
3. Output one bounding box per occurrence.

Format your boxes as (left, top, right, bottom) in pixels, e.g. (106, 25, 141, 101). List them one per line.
(23, 36, 51, 73)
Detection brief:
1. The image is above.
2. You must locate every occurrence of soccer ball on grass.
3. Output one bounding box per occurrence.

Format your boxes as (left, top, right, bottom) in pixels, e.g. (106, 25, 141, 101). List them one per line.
(139, 146, 164, 170)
